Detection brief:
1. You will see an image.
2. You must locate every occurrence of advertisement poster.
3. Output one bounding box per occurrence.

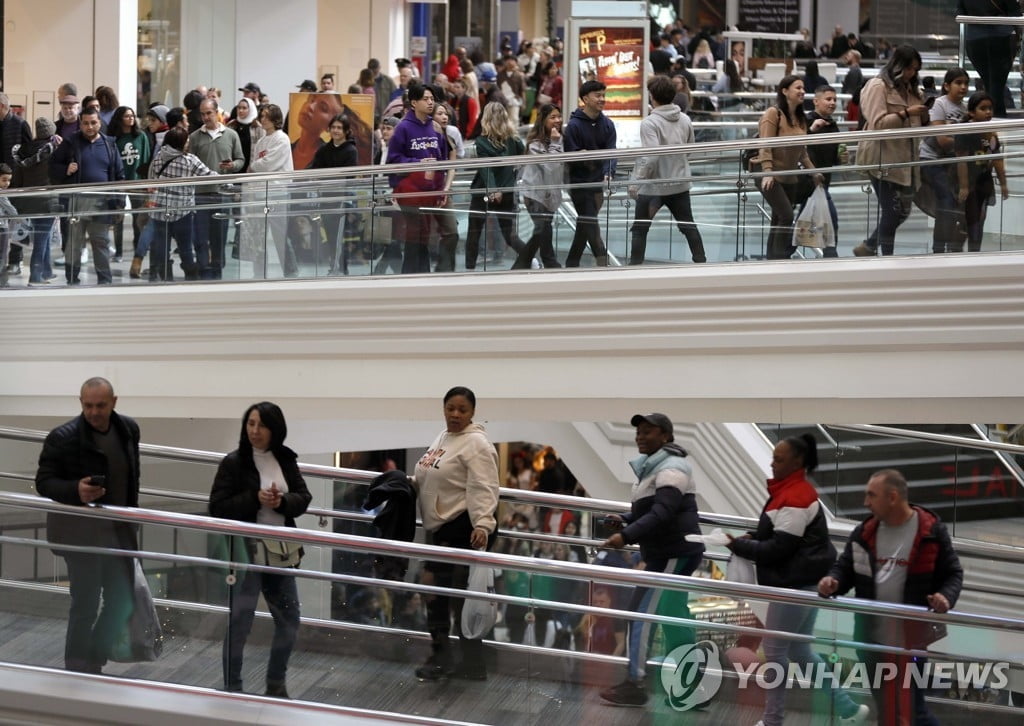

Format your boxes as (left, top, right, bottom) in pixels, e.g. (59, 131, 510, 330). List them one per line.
(576, 25, 644, 120)
(287, 92, 375, 170)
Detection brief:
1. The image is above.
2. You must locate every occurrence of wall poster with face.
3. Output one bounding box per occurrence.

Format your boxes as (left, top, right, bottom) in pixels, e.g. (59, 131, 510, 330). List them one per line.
(287, 92, 375, 171)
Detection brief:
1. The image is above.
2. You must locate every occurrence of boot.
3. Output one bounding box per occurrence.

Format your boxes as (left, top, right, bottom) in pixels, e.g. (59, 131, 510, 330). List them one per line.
(129, 257, 143, 279)
(416, 630, 454, 681)
(594, 255, 609, 267)
(265, 679, 289, 698)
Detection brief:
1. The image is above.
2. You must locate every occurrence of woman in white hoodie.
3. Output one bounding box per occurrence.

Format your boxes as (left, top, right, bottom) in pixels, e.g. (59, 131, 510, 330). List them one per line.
(628, 75, 706, 265)
(412, 386, 499, 682)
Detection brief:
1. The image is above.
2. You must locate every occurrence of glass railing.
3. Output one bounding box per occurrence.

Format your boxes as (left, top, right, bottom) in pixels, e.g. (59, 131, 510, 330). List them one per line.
(0, 488, 1021, 724)
(2, 118, 1023, 288)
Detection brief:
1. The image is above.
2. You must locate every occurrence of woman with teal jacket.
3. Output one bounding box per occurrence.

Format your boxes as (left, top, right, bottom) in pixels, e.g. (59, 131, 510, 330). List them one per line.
(465, 102, 526, 269)
(110, 106, 152, 263)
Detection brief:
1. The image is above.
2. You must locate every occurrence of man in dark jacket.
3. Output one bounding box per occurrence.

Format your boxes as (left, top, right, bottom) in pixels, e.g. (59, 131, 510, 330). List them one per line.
(563, 79, 617, 267)
(599, 413, 704, 706)
(49, 106, 125, 284)
(0, 93, 33, 275)
(806, 85, 842, 257)
(35, 377, 141, 673)
(819, 469, 963, 726)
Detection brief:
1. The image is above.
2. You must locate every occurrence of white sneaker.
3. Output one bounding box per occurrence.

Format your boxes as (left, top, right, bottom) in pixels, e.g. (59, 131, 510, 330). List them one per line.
(839, 704, 869, 725)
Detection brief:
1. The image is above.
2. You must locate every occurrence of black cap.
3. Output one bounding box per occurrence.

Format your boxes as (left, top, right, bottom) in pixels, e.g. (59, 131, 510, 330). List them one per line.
(296, 79, 317, 92)
(238, 82, 261, 94)
(630, 413, 674, 437)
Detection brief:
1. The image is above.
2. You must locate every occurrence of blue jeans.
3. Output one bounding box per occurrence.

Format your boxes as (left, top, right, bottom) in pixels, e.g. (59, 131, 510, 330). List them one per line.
(135, 218, 155, 259)
(150, 213, 198, 281)
(28, 217, 55, 282)
(626, 552, 701, 681)
(223, 567, 301, 690)
(761, 587, 860, 726)
(921, 163, 962, 253)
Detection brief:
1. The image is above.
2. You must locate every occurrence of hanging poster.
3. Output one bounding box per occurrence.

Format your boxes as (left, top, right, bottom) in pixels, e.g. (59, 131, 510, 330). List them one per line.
(575, 25, 645, 120)
(287, 92, 375, 170)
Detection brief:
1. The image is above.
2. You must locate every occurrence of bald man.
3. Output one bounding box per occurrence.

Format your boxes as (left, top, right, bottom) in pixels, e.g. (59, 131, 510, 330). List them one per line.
(36, 377, 142, 673)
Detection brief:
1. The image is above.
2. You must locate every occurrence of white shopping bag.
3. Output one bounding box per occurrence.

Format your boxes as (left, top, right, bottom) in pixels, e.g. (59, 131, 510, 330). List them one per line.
(792, 185, 834, 249)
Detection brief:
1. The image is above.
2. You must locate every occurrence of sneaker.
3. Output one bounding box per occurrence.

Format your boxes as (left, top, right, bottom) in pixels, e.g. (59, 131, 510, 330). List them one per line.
(852, 242, 875, 257)
(6, 263, 22, 276)
(27, 279, 51, 286)
(839, 704, 869, 725)
(600, 678, 647, 706)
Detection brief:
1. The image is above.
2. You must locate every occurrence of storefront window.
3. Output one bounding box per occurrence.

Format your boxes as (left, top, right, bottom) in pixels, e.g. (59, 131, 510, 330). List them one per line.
(137, 0, 181, 110)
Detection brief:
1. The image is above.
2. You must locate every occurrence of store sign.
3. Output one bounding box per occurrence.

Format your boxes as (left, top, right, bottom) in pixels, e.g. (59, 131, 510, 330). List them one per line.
(738, 0, 800, 34)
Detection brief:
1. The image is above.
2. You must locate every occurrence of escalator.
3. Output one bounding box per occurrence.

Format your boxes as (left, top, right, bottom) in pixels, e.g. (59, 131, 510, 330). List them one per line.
(757, 424, 1024, 523)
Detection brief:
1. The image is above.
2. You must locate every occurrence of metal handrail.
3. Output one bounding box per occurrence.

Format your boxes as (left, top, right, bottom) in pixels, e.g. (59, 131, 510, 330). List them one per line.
(3, 424, 1024, 565)
(826, 424, 1024, 455)
(955, 15, 1024, 26)
(1, 489, 1021, 639)
(5, 118, 1024, 206)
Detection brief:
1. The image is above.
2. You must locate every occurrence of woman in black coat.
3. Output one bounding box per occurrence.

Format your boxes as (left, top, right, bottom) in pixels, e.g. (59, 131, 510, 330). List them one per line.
(308, 113, 360, 274)
(209, 401, 312, 698)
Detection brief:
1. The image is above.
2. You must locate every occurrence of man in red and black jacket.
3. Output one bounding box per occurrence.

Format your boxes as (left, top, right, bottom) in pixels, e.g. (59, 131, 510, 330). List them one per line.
(820, 468, 963, 726)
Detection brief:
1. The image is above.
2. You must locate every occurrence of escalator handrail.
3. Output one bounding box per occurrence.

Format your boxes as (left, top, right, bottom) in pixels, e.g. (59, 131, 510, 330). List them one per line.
(1, 489, 1022, 637)
(3, 424, 1024, 565)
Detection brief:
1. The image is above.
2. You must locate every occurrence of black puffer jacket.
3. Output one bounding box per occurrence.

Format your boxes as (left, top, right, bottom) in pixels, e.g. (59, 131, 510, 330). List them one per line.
(12, 138, 58, 214)
(620, 443, 704, 563)
(209, 446, 312, 527)
(0, 112, 32, 167)
(35, 412, 141, 549)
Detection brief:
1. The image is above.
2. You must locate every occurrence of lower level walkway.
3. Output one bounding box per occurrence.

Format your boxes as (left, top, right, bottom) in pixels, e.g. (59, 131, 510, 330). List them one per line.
(0, 604, 1016, 725)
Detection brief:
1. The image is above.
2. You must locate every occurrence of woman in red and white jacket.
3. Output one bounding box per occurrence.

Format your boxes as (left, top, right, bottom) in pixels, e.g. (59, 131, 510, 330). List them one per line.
(728, 434, 867, 726)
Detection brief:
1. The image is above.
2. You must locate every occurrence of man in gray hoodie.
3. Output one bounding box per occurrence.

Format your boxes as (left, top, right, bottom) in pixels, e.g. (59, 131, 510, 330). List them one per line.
(628, 75, 706, 265)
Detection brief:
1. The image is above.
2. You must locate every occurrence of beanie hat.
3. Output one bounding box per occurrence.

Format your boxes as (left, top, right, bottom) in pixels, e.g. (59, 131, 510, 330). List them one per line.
(147, 104, 169, 124)
(35, 117, 56, 139)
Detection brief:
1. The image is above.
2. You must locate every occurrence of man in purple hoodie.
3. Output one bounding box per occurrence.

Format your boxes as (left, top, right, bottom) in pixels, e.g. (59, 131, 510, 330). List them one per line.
(386, 81, 447, 274)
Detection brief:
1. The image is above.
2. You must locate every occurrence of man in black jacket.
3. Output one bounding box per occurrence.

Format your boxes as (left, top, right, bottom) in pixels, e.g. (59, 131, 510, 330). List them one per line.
(563, 80, 616, 267)
(819, 469, 963, 726)
(806, 85, 842, 257)
(35, 377, 141, 673)
(0, 93, 32, 275)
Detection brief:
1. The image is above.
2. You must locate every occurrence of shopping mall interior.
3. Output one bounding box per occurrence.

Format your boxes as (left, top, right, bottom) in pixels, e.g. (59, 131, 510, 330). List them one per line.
(0, 1, 1023, 724)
